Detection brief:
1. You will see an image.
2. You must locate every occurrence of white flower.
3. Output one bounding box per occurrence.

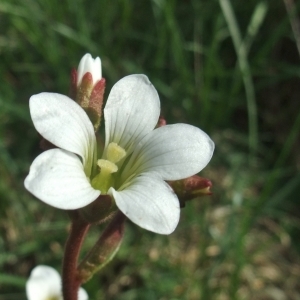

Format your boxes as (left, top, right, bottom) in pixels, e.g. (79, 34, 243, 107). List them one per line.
(77, 53, 101, 86)
(26, 265, 88, 300)
(24, 74, 214, 234)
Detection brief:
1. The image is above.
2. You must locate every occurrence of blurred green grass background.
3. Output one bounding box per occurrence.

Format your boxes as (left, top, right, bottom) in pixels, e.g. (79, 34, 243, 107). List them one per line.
(1, 0, 300, 299)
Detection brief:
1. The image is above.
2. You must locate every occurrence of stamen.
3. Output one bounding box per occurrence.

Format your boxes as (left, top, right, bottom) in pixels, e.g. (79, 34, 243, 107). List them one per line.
(97, 159, 118, 173)
(107, 142, 126, 163)
(91, 143, 126, 194)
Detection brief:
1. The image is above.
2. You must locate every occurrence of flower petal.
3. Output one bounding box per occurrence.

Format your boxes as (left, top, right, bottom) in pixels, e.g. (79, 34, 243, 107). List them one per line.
(77, 53, 101, 86)
(104, 75, 160, 156)
(123, 124, 214, 181)
(24, 149, 100, 210)
(29, 92, 96, 176)
(26, 265, 89, 300)
(79, 287, 89, 300)
(26, 265, 61, 300)
(109, 175, 180, 234)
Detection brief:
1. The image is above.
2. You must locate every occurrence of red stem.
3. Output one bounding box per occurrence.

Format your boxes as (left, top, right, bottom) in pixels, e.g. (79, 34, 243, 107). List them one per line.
(77, 211, 126, 283)
(62, 211, 90, 300)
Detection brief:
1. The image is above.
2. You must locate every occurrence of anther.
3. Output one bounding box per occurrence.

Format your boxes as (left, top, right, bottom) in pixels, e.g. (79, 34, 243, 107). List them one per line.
(106, 142, 126, 163)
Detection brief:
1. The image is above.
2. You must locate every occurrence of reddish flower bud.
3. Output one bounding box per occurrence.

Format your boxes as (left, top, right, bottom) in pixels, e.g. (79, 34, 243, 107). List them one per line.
(76, 72, 94, 108)
(88, 78, 106, 131)
(77, 211, 126, 283)
(69, 54, 105, 132)
(156, 116, 167, 128)
(168, 175, 212, 207)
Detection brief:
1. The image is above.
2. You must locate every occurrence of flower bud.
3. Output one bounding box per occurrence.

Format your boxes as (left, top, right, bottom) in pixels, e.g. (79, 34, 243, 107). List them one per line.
(26, 265, 88, 300)
(77, 53, 101, 87)
(168, 175, 212, 207)
(156, 116, 167, 128)
(69, 53, 106, 131)
(77, 211, 126, 283)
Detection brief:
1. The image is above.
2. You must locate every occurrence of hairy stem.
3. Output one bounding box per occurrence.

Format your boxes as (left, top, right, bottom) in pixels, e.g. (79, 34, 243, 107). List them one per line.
(62, 211, 90, 300)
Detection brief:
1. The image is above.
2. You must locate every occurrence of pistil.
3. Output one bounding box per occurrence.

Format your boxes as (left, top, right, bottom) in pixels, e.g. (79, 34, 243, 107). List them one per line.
(91, 143, 127, 194)
(91, 160, 118, 193)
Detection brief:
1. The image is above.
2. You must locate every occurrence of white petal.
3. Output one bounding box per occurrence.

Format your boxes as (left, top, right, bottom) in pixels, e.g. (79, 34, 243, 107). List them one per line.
(29, 92, 96, 176)
(123, 124, 214, 181)
(26, 265, 61, 300)
(104, 74, 160, 156)
(77, 53, 102, 86)
(77, 54, 88, 85)
(79, 287, 89, 300)
(109, 175, 180, 234)
(24, 149, 100, 210)
(92, 57, 102, 83)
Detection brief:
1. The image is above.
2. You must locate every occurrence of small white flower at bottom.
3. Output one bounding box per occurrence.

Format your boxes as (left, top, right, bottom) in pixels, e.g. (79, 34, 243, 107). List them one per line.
(26, 265, 88, 300)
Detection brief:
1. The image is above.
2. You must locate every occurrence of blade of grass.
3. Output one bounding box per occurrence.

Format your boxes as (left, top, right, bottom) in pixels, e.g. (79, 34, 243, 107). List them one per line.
(219, 0, 258, 161)
(0, 274, 26, 287)
(283, 0, 300, 56)
(242, 2, 268, 56)
(259, 108, 300, 210)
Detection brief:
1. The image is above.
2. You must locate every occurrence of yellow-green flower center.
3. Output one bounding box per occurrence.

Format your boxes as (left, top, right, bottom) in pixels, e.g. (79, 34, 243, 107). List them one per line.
(47, 297, 60, 300)
(91, 142, 126, 193)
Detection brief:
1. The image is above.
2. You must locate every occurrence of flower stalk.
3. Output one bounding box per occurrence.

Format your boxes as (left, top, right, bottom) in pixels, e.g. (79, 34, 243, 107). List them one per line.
(62, 211, 90, 300)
